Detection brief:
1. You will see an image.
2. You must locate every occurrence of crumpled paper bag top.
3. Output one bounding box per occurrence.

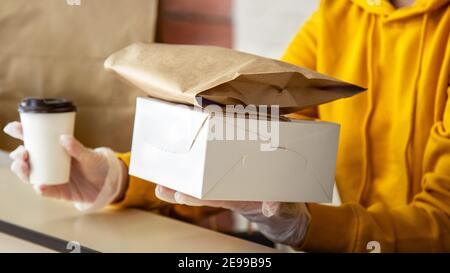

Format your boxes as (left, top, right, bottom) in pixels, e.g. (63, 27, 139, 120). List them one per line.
(105, 43, 365, 114)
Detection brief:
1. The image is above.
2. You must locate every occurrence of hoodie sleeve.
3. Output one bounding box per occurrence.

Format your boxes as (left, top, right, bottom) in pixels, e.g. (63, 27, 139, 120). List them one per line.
(109, 152, 223, 224)
(298, 86, 450, 252)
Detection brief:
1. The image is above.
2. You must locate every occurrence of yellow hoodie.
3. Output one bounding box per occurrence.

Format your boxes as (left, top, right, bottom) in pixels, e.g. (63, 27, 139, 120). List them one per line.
(114, 0, 450, 252)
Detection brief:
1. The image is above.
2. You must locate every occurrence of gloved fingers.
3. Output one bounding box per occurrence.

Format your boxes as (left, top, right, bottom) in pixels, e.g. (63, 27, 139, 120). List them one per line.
(261, 201, 281, 217)
(155, 185, 225, 208)
(155, 185, 263, 212)
(155, 185, 177, 203)
(9, 146, 31, 184)
(60, 135, 94, 162)
(216, 200, 264, 212)
(3, 121, 24, 140)
(255, 203, 311, 246)
(173, 191, 224, 208)
(10, 159, 30, 184)
(34, 184, 71, 200)
(9, 145, 28, 161)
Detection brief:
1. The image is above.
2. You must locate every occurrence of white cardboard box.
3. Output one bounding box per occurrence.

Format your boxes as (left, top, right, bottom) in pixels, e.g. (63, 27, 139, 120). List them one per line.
(129, 97, 340, 203)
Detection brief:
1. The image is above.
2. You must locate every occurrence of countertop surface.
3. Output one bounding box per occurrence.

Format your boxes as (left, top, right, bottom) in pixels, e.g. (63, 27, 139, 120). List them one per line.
(0, 232, 56, 253)
(0, 152, 275, 253)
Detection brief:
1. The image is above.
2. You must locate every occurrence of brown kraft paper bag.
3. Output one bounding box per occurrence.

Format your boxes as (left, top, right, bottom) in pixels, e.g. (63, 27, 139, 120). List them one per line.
(104, 43, 365, 114)
(0, 0, 158, 152)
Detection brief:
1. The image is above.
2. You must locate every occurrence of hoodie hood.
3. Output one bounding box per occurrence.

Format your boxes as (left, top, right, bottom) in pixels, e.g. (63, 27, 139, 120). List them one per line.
(351, 0, 448, 19)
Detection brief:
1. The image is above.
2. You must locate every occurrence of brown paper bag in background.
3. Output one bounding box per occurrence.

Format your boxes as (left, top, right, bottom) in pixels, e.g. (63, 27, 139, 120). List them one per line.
(105, 43, 365, 114)
(0, 0, 157, 152)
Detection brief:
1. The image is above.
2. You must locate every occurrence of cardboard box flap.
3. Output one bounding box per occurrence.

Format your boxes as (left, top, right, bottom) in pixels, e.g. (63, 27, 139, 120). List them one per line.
(105, 43, 366, 114)
(135, 98, 210, 154)
(200, 122, 339, 200)
(201, 148, 332, 202)
(284, 125, 340, 197)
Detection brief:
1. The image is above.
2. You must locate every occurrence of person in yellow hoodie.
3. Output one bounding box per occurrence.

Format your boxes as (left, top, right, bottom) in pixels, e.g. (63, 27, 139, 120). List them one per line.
(3, 0, 449, 252)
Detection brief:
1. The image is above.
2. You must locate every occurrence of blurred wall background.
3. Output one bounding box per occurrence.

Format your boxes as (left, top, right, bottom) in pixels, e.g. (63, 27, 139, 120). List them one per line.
(156, 0, 233, 46)
(156, 0, 319, 58)
(234, 0, 318, 58)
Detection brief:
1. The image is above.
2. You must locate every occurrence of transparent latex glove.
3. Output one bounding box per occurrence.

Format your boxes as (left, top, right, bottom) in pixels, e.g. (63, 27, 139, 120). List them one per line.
(155, 185, 311, 246)
(3, 121, 128, 212)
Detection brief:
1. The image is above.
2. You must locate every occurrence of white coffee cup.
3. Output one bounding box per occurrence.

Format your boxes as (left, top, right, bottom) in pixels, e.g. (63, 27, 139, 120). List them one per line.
(19, 98, 77, 186)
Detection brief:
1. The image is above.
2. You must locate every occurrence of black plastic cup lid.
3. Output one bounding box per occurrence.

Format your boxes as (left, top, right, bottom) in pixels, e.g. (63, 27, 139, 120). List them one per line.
(18, 98, 77, 113)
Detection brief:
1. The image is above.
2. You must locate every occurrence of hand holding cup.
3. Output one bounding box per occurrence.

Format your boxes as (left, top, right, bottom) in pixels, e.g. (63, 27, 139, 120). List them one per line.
(3, 98, 128, 204)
